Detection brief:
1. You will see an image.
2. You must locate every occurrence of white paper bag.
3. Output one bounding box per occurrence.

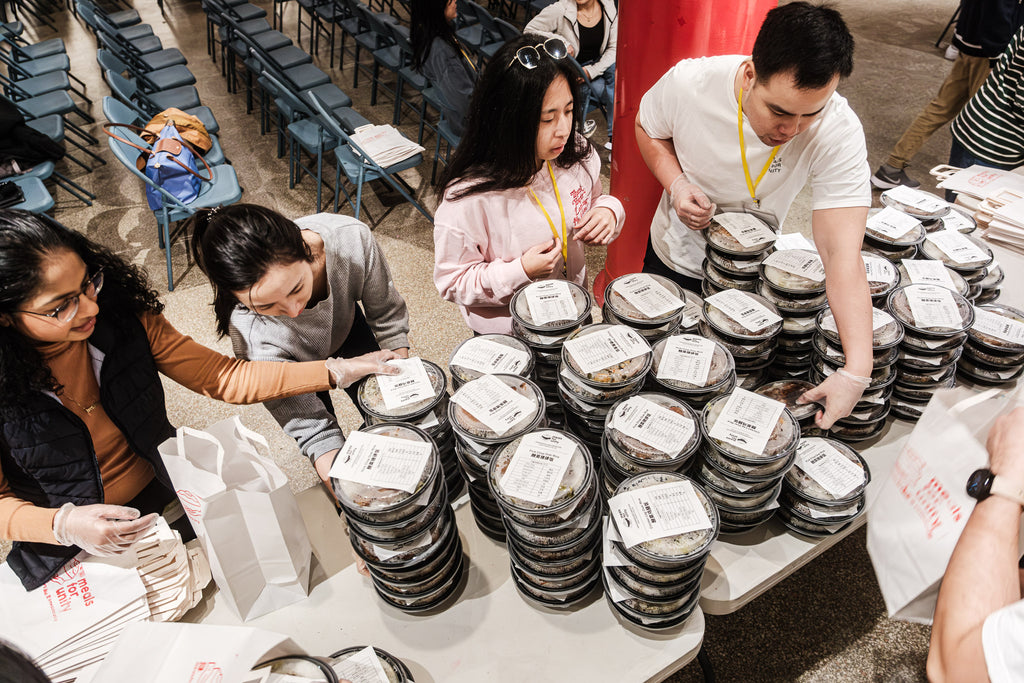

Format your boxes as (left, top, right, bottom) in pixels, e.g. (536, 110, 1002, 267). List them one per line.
(158, 417, 312, 621)
(867, 385, 1024, 623)
(86, 622, 302, 683)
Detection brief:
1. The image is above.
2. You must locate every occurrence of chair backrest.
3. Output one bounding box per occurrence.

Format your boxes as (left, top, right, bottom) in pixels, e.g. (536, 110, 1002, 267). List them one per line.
(494, 18, 521, 42)
(308, 92, 375, 171)
(467, 2, 498, 36)
(96, 48, 127, 75)
(104, 69, 158, 116)
(353, 5, 393, 47)
(101, 95, 143, 128)
(259, 69, 312, 119)
(76, 1, 100, 31)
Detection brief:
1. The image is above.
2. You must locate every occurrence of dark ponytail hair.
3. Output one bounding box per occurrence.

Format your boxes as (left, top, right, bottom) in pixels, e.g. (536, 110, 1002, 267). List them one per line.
(439, 33, 592, 200)
(188, 204, 313, 338)
(411, 0, 458, 71)
(0, 210, 163, 407)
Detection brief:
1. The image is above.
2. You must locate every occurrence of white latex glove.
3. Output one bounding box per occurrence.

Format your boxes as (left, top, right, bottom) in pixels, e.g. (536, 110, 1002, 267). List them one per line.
(325, 349, 402, 389)
(52, 503, 157, 556)
(797, 368, 872, 430)
(669, 173, 716, 230)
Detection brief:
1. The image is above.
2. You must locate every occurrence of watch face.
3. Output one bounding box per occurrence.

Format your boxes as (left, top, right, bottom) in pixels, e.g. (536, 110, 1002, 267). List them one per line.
(967, 468, 994, 500)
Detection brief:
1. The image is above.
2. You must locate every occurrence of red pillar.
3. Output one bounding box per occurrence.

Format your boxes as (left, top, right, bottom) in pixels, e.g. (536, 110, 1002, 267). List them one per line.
(594, 0, 778, 305)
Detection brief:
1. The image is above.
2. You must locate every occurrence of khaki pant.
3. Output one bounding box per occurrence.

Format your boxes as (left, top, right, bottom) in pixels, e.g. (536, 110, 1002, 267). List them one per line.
(887, 53, 991, 169)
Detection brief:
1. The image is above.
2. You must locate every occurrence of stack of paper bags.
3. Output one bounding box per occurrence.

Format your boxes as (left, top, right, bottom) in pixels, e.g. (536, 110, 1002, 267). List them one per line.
(980, 189, 1024, 254)
(936, 164, 1024, 201)
(350, 124, 425, 167)
(0, 517, 211, 683)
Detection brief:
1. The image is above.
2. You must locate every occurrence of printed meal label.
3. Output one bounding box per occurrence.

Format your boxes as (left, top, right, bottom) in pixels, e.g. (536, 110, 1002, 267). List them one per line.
(866, 206, 921, 239)
(608, 480, 712, 548)
(884, 185, 948, 214)
(705, 289, 782, 332)
(524, 280, 578, 325)
(563, 326, 649, 374)
(329, 431, 432, 493)
(371, 532, 433, 562)
(773, 232, 815, 251)
(902, 258, 956, 290)
(612, 273, 684, 318)
(332, 646, 391, 683)
(942, 210, 975, 232)
(794, 439, 864, 498)
(679, 299, 703, 328)
(375, 357, 436, 410)
(927, 230, 989, 265)
(707, 388, 786, 456)
(972, 307, 1024, 344)
(863, 255, 896, 283)
(499, 431, 578, 505)
(901, 351, 943, 366)
(806, 502, 860, 520)
(451, 338, 530, 375)
(714, 212, 777, 247)
(821, 308, 895, 335)
(905, 285, 962, 329)
(656, 335, 716, 386)
(610, 396, 696, 457)
(763, 249, 825, 282)
(451, 374, 536, 436)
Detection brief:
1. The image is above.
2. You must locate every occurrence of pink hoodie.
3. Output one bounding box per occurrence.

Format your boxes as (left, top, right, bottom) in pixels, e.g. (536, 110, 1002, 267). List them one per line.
(433, 150, 625, 334)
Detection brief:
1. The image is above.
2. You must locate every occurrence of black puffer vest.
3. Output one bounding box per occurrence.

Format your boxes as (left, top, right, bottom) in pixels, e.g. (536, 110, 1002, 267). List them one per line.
(1, 313, 174, 590)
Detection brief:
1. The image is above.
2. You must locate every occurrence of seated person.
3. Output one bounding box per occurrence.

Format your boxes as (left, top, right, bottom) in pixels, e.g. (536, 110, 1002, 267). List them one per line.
(411, 0, 479, 137)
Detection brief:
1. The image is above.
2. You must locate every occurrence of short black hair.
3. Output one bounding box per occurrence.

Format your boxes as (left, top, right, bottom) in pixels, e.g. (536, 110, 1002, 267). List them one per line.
(439, 33, 592, 199)
(752, 2, 854, 89)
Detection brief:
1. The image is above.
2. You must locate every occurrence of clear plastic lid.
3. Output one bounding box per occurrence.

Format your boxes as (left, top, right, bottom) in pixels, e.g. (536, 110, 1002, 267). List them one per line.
(886, 284, 974, 336)
(760, 249, 828, 294)
(705, 245, 765, 276)
(357, 359, 447, 420)
(649, 334, 735, 390)
(864, 208, 927, 247)
(815, 307, 904, 350)
(754, 379, 818, 421)
(920, 232, 994, 271)
(510, 280, 591, 332)
(449, 374, 545, 443)
(448, 334, 534, 383)
(967, 304, 1024, 354)
(605, 392, 701, 462)
(488, 429, 592, 514)
(702, 290, 783, 341)
(756, 280, 829, 314)
(701, 393, 800, 462)
(705, 214, 778, 255)
(561, 323, 653, 387)
(612, 472, 719, 562)
(896, 260, 970, 297)
(702, 259, 758, 291)
(879, 187, 951, 220)
(604, 272, 688, 327)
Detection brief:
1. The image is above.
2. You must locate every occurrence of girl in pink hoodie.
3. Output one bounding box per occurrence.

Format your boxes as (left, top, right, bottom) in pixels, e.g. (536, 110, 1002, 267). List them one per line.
(433, 34, 625, 334)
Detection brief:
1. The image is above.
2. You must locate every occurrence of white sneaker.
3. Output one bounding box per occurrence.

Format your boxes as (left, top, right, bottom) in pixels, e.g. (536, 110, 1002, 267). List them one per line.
(603, 141, 612, 151)
(944, 44, 959, 60)
(582, 119, 597, 138)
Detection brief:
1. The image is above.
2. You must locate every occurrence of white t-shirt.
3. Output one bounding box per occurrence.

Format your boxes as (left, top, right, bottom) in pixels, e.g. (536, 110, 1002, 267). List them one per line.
(983, 599, 1024, 682)
(637, 55, 871, 278)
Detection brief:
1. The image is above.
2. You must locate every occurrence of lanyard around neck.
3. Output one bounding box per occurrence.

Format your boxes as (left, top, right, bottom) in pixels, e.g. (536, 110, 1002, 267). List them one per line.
(529, 161, 568, 276)
(453, 38, 476, 73)
(737, 87, 780, 209)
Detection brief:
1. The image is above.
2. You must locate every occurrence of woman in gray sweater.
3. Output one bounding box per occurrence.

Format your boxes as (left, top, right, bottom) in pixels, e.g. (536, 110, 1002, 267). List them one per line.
(411, 0, 478, 137)
(188, 204, 411, 486)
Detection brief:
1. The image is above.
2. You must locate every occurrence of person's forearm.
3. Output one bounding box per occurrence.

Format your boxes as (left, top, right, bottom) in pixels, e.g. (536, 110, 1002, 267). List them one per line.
(634, 119, 683, 193)
(928, 497, 1022, 682)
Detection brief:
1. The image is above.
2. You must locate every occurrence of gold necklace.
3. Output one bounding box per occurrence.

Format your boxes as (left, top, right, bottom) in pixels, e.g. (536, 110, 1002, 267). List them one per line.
(578, 2, 599, 22)
(61, 390, 100, 414)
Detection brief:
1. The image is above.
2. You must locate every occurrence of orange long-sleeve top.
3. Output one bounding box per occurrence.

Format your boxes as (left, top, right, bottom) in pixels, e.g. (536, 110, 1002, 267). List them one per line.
(0, 311, 332, 544)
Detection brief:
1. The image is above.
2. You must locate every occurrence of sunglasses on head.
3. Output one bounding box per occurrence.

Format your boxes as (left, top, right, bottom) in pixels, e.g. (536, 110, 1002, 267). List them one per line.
(508, 38, 569, 69)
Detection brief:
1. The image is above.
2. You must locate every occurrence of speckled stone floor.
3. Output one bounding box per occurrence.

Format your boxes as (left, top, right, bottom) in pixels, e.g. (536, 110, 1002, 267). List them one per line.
(3, 0, 966, 678)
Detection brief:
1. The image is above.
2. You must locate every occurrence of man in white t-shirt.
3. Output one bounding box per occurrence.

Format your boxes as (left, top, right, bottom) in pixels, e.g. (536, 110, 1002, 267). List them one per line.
(929, 407, 1024, 683)
(635, 2, 873, 429)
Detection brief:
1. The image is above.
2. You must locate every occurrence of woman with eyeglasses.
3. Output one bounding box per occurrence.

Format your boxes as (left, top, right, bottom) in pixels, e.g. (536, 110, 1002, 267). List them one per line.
(0, 210, 397, 591)
(188, 204, 411, 490)
(411, 0, 478, 137)
(433, 34, 625, 334)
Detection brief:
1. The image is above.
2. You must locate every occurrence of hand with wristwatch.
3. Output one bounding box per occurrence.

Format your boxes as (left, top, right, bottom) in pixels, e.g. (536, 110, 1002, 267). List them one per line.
(968, 410, 1024, 509)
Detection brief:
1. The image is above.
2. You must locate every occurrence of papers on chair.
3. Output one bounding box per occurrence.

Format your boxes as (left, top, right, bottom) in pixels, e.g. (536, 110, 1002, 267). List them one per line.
(0, 517, 211, 683)
(350, 124, 425, 167)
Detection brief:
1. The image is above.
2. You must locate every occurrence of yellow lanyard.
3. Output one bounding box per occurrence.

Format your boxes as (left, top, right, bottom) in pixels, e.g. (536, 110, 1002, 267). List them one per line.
(529, 161, 568, 276)
(737, 87, 779, 208)
(454, 38, 477, 73)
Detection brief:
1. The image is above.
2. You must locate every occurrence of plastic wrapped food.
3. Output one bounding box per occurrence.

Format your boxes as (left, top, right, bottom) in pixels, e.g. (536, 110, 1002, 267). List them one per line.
(511, 280, 591, 331)
(488, 430, 592, 516)
(358, 359, 446, 419)
(784, 437, 868, 504)
(562, 323, 653, 387)
(449, 374, 544, 442)
(886, 284, 974, 336)
(815, 307, 904, 350)
(448, 334, 534, 384)
(703, 291, 783, 340)
(605, 273, 687, 327)
(754, 379, 818, 421)
(701, 394, 800, 462)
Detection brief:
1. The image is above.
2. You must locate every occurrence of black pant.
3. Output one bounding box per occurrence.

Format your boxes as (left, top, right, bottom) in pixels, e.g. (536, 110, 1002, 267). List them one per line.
(315, 304, 380, 419)
(641, 235, 704, 295)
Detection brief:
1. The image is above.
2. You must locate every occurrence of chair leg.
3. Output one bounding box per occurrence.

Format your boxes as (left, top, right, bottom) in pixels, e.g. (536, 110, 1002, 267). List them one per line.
(71, 104, 94, 124)
(370, 62, 379, 106)
(52, 170, 95, 205)
(65, 136, 106, 166)
(382, 172, 432, 222)
(65, 118, 98, 145)
(315, 145, 323, 213)
(354, 167, 364, 220)
(162, 214, 174, 291)
(393, 75, 402, 125)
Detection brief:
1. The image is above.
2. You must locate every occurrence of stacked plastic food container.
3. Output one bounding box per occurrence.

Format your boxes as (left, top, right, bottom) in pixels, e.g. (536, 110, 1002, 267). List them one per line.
(777, 437, 870, 537)
(330, 423, 462, 612)
(601, 272, 701, 343)
(885, 284, 974, 422)
(861, 250, 902, 307)
(557, 323, 653, 461)
(330, 646, 416, 682)
(959, 304, 1024, 386)
(357, 358, 462, 497)
(756, 248, 828, 381)
(700, 212, 778, 297)
(646, 334, 737, 408)
(919, 226, 995, 304)
(753, 379, 820, 436)
(448, 373, 546, 539)
(599, 392, 702, 498)
(863, 204, 928, 262)
(486, 428, 602, 607)
(602, 471, 718, 629)
(810, 307, 903, 439)
(701, 287, 784, 388)
(696, 388, 800, 532)
(448, 334, 535, 391)
(509, 280, 593, 428)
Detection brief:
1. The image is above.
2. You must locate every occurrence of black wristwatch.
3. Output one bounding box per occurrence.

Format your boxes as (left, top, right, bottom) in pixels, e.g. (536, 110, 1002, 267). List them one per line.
(966, 468, 1024, 507)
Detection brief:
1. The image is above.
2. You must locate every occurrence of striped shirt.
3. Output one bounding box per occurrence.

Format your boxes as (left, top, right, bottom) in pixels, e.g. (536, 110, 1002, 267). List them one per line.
(951, 25, 1024, 166)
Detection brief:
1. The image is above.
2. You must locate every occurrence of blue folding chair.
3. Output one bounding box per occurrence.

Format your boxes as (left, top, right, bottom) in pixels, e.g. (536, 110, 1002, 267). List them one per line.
(5, 175, 54, 213)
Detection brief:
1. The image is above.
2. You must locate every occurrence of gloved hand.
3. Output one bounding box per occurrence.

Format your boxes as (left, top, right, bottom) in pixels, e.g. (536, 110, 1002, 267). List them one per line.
(326, 349, 402, 389)
(797, 368, 872, 430)
(52, 503, 157, 556)
(669, 173, 716, 231)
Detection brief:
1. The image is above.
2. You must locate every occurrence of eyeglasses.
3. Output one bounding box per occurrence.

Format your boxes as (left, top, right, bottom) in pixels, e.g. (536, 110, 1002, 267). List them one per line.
(508, 38, 569, 70)
(18, 269, 104, 325)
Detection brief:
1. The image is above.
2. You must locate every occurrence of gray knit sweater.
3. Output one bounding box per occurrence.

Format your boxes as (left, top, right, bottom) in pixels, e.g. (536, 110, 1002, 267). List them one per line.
(228, 213, 410, 464)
